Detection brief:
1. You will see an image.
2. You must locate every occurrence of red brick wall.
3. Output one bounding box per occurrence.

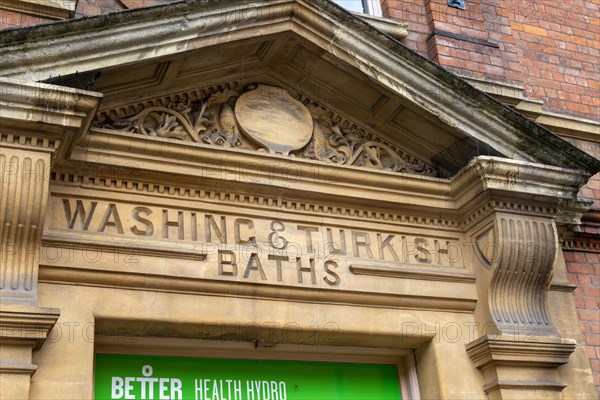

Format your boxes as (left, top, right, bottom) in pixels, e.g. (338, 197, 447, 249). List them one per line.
(565, 248, 600, 391)
(74, 0, 170, 18)
(382, 0, 430, 55)
(0, 0, 168, 30)
(566, 167, 599, 393)
(3, 1, 597, 120)
(581, 174, 600, 211)
(0, 10, 53, 30)
(382, 0, 600, 121)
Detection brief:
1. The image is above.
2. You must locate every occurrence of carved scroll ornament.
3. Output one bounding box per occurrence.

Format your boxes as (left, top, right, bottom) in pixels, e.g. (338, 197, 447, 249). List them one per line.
(475, 215, 559, 337)
(95, 84, 435, 176)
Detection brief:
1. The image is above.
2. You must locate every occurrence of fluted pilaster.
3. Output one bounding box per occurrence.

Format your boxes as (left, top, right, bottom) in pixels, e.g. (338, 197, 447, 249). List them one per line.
(1, 149, 50, 303)
(0, 77, 101, 400)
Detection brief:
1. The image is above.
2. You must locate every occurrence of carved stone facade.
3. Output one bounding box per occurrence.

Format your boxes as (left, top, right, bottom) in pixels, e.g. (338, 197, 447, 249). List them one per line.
(0, 1, 598, 399)
(94, 84, 437, 176)
(0, 78, 101, 400)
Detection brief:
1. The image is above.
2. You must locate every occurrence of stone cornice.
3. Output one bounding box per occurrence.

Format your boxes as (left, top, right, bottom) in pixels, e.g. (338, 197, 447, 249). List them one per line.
(0, 0, 597, 174)
(0, 78, 102, 161)
(50, 155, 585, 235)
(50, 165, 463, 230)
(68, 129, 588, 220)
(535, 112, 600, 144)
(453, 156, 588, 210)
(0, 305, 60, 350)
(352, 12, 408, 41)
(466, 335, 576, 369)
(556, 198, 594, 230)
(460, 76, 532, 107)
(74, 128, 456, 211)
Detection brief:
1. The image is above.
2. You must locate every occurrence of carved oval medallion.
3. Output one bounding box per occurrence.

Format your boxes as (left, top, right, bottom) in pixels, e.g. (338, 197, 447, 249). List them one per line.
(235, 85, 313, 154)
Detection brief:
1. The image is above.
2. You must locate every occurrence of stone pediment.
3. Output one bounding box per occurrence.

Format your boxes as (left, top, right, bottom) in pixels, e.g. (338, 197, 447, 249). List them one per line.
(93, 82, 439, 177)
(0, 0, 598, 176)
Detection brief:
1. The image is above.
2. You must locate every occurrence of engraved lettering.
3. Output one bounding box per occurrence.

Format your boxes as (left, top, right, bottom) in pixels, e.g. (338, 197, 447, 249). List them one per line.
(205, 215, 227, 243)
(218, 250, 238, 276)
(163, 209, 184, 240)
(323, 260, 340, 286)
(53, 197, 465, 285)
(352, 231, 373, 259)
(268, 254, 288, 282)
(191, 212, 198, 241)
(326, 228, 346, 256)
(401, 236, 409, 262)
(377, 234, 399, 261)
(268, 220, 288, 250)
(297, 225, 319, 253)
(99, 203, 124, 234)
(435, 239, 450, 265)
(296, 257, 316, 284)
(415, 238, 432, 263)
(234, 218, 256, 245)
(62, 199, 97, 230)
(131, 207, 154, 236)
(243, 253, 267, 280)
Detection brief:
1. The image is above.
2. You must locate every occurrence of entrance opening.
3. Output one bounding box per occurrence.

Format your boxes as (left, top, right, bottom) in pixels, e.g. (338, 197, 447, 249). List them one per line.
(94, 337, 419, 399)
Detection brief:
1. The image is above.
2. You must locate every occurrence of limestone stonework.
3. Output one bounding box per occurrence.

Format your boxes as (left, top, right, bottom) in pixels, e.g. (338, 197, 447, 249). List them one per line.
(0, 78, 101, 399)
(0, 1, 599, 399)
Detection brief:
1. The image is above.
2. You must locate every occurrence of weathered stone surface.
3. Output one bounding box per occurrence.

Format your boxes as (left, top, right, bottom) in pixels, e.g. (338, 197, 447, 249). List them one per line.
(0, 78, 100, 400)
(235, 84, 313, 154)
(0, 1, 597, 398)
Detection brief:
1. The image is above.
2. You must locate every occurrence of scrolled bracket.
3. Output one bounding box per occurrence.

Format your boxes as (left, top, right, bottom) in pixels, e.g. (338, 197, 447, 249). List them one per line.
(485, 214, 559, 337)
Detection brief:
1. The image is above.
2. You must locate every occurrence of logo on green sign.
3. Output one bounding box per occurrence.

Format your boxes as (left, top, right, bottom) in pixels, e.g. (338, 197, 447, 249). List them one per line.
(95, 354, 401, 400)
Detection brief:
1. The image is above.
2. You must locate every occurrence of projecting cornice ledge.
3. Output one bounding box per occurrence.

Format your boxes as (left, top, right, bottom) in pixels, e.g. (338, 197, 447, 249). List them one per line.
(0, 305, 60, 350)
(352, 12, 408, 41)
(0, 77, 102, 161)
(466, 335, 576, 396)
(453, 156, 589, 211)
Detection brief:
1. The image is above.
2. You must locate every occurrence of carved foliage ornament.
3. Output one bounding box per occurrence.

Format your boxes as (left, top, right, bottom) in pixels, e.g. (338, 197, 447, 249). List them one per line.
(95, 84, 435, 176)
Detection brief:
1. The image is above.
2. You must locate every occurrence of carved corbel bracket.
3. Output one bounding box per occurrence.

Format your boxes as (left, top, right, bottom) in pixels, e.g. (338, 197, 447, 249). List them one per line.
(461, 157, 587, 397)
(462, 157, 591, 338)
(476, 214, 560, 337)
(469, 211, 579, 398)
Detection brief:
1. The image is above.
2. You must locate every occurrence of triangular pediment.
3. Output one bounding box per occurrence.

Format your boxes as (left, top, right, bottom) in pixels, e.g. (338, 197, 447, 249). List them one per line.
(0, 0, 597, 176)
(93, 79, 443, 177)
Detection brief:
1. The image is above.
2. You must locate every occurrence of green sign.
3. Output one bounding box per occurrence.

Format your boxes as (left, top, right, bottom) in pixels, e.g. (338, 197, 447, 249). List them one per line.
(95, 354, 401, 400)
